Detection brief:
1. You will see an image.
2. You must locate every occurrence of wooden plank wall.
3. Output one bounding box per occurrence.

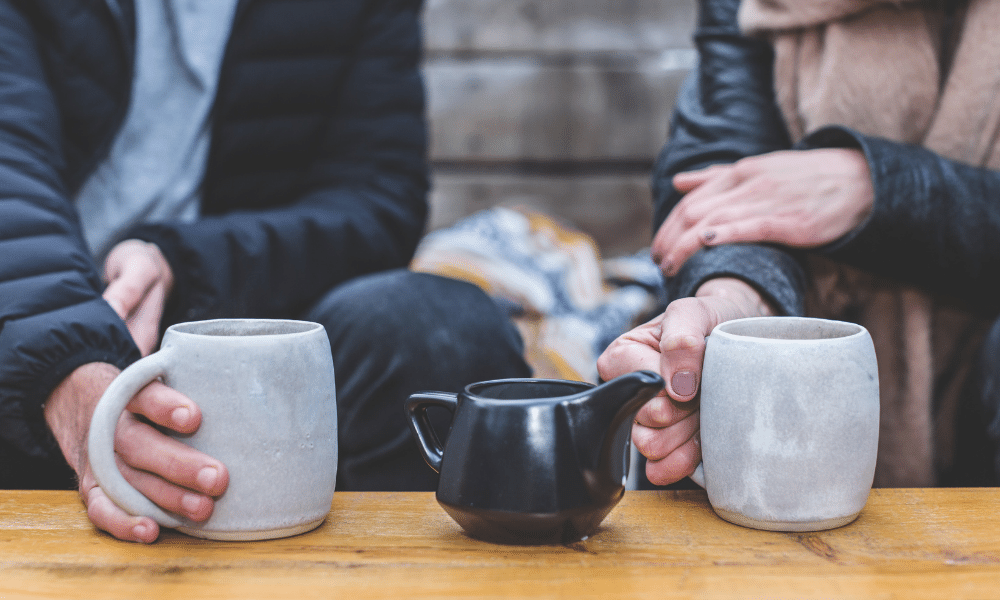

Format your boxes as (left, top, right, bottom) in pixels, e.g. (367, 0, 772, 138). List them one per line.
(422, 0, 698, 257)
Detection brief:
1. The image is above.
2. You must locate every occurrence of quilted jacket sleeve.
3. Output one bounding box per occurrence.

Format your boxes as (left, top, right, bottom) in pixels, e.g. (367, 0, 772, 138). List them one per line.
(0, 2, 140, 459)
(652, 0, 807, 316)
(129, 0, 430, 324)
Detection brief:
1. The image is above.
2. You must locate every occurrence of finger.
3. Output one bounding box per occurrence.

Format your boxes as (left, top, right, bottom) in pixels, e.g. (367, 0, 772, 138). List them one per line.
(103, 267, 157, 322)
(115, 415, 228, 497)
(672, 162, 742, 193)
(645, 433, 702, 486)
(656, 220, 713, 278)
(672, 167, 718, 192)
(596, 314, 665, 382)
(653, 168, 741, 274)
(658, 298, 716, 400)
(127, 381, 201, 434)
(83, 482, 159, 543)
(125, 283, 168, 356)
(632, 406, 699, 457)
(701, 213, 842, 250)
(633, 391, 698, 430)
(116, 454, 215, 522)
(657, 178, 774, 276)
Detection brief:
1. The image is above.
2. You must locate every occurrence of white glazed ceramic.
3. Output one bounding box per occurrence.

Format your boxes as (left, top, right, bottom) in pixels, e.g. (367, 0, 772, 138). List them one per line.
(692, 316, 879, 532)
(88, 319, 338, 541)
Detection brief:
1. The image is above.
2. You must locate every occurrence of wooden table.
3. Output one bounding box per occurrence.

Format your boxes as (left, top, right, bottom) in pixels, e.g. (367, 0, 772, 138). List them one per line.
(1, 489, 998, 599)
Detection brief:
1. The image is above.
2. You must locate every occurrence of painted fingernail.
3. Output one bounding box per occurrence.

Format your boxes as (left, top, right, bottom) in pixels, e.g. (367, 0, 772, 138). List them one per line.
(671, 371, 698, 397)
(197, 466, 219, 492)
(702, 230, 716, 243)
(663, 261, 675, 275)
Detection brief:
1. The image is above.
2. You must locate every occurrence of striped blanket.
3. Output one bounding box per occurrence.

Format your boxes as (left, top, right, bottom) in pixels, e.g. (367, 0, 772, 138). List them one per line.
(411, 207, 665, 383)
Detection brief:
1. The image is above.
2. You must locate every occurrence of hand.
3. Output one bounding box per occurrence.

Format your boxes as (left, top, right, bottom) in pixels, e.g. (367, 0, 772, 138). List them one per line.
(103, 240, 174, 356)
(652, 148, 874, 276)
(44, 363, 229, 543)
(597, 278, 774, 485)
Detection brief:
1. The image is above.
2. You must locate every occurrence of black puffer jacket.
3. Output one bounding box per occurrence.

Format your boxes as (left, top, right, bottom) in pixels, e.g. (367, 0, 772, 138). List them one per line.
(0, 0, 427, 474)
(657, 0, 1000, 317)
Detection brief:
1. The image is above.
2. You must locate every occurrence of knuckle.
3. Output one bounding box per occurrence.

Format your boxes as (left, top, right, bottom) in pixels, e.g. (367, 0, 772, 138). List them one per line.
(754, 220, 775, 241)
(595, 352, 616, 380)
(674, 203, 700, 228)
(646, 403, 674, 426)
(159, 453, 191, 483)
(113, 418, 137, 451)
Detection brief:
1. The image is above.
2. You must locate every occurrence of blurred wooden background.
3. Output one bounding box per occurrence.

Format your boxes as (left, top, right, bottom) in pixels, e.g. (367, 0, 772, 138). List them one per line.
(422, 0, 698, 258)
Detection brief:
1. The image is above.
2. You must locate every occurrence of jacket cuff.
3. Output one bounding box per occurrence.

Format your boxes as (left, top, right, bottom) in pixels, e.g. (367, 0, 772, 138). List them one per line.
(2, 298, 140, 461)
(669, 243, 807, 316)
(794, 125, 979, 306)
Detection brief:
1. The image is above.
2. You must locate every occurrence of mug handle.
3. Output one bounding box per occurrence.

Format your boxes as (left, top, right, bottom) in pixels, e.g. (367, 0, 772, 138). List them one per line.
(404, 392, 458, 473)
(87, 348, 184, 528)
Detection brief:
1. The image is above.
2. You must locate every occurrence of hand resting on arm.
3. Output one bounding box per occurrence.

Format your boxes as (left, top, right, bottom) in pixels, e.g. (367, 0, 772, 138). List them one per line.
(652, 148, 874, 277)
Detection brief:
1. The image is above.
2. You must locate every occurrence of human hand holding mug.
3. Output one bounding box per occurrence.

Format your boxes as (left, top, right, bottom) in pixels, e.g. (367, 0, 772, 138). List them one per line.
(88, 319, 338, 541)
(597, 277, 775, 485)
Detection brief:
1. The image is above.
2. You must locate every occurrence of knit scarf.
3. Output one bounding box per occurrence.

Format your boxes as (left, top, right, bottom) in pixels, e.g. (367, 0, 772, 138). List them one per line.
(738, 0, 1000, 486)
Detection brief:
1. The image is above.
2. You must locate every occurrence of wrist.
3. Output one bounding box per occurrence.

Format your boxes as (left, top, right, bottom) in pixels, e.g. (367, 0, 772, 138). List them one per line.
(44, 363, 120, 474)
(694, 277, 777, 318)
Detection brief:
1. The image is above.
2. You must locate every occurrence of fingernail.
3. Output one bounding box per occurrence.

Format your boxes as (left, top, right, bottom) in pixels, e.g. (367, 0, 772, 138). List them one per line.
(702, 230, 716, 243)
(171, 407, 192, 427)
(663, 261, 675, 275)
(181, 492, 203, 515)
(133, 522, 152, 540)
(197, 466, 218, 492)
(671, 371, 698, 397)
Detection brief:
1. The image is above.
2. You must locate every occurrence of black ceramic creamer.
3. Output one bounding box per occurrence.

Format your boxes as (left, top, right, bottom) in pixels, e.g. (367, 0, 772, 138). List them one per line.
(405, 371, 664, 544)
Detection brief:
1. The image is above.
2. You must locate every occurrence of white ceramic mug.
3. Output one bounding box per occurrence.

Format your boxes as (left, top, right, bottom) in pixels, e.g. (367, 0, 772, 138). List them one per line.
(88, 319, 338, 540)
(690, 316, 879, 532)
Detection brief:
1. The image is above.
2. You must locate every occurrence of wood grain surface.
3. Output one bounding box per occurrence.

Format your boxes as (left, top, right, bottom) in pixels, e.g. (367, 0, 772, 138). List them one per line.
(1, 489, 998, 599)
(421, 0, 699, 257)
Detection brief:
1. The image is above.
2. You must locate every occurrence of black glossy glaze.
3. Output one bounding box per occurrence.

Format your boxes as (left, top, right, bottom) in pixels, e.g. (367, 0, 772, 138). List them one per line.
(405, 371, 664, 544)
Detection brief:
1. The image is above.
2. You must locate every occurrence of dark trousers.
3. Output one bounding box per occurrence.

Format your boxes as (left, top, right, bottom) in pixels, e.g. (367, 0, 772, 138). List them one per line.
(2, 269, 531, 491)
(305, 269, 531, 491)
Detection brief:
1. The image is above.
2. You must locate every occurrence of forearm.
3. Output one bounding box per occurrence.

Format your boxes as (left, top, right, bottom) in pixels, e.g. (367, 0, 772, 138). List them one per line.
(695, 277, 777, 317)
(0, 1, 140, 457)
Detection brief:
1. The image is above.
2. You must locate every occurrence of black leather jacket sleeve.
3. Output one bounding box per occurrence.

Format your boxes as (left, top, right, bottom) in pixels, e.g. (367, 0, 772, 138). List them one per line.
(653, 0, 806, 316)
(0, 1, 141, 459)
(802, 126, 1000, 315)
(657, 0, 1000, 317)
